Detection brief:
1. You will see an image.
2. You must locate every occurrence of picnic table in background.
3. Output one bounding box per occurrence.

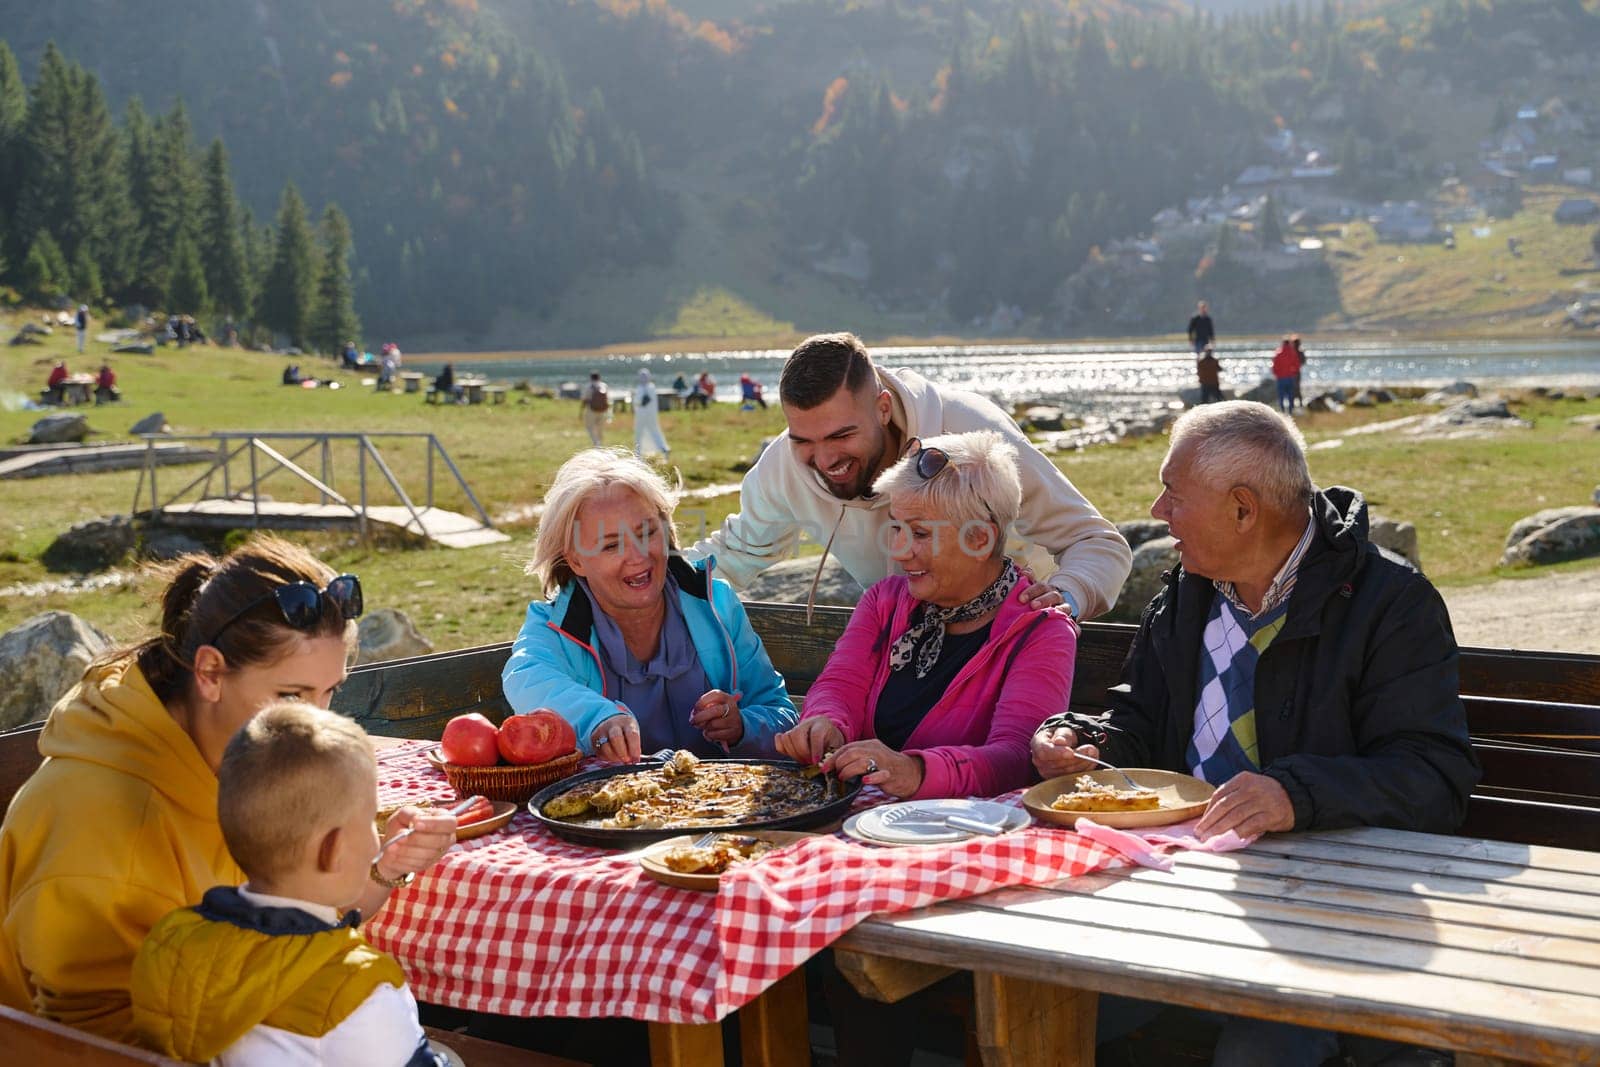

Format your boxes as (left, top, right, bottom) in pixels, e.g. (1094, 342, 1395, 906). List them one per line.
(59, 375, 96, 405)
(367, 738, 1126, 1067)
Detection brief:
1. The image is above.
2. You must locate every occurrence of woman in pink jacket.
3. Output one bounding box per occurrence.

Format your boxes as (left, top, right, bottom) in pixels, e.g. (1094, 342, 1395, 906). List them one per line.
(776, 429, 1078, 799)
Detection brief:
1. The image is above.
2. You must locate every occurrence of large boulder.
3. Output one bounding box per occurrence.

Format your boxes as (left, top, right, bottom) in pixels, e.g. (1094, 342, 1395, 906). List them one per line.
(1420, 381, 1479, 404)
(1106, 536, 1178, 624)
(0, 612, 111, 730)
(1116, 519, 1170, 551)
(1305, 393, 1344, 413)
(1501, 507, 1600, 567)
(42, 515, 136, 571)
(740, 556, 865, 608)
(1368, 515, 1421, 570)
(139, 526, 207, 561)
(27, 413, 90, 444)
(1238, 378, 1278, 405)
(356, 608, 435, 665)
(129, 412, 170, 435)
(1021, 405, 1066, 431)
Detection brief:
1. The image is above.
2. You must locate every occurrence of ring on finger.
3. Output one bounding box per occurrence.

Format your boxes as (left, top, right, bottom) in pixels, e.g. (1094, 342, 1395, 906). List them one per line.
(720, 704, 730, 720)
(865, 758, 879, 775)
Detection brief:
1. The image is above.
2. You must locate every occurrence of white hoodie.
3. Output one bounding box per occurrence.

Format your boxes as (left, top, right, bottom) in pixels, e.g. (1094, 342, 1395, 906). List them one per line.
(684, 367, 1133, 619)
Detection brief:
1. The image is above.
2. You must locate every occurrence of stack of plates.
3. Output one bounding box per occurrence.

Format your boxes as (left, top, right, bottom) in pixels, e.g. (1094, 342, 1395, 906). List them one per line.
(843, 798, 1030, 846)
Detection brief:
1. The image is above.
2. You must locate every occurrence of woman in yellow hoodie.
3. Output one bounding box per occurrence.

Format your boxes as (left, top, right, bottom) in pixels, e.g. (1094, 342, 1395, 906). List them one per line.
(0, 536, 458, 1042)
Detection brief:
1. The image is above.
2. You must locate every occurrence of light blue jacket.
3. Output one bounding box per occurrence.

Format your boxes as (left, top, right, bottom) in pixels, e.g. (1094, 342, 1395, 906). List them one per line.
(502, 556, 798, 757)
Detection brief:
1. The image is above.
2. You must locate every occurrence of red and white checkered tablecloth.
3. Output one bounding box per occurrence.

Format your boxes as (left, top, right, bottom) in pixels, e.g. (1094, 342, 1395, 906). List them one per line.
(366, 741, 1125, 1024)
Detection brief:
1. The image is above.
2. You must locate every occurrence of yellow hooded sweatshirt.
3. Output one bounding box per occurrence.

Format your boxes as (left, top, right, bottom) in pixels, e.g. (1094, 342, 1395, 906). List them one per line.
(0, 655, 242, 1041)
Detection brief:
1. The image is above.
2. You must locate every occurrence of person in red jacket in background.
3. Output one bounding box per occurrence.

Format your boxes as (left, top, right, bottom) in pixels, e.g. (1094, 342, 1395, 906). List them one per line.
(1271, 335, 1299, 414)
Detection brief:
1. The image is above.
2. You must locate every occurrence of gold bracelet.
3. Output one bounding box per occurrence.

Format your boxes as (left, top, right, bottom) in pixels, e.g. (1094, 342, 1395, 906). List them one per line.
(369, 861, 415, 890)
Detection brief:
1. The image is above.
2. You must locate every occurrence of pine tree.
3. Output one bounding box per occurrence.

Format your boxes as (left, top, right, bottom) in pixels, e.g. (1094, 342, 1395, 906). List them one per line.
(310, 204, 360, 355)
(167, 232, 208, 313)
(258, 183, 318, 348)
(197, 139, 249, 316)
(72, 243, 102, 303)
(14, 46, 127, 295)
(121, 97, 163, 304)
(21, 230, 68, 302)
(0, 42, 27, 267)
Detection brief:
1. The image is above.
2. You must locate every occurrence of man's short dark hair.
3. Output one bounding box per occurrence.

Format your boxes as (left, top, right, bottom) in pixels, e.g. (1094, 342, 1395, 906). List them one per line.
(779, 333, 876, 409)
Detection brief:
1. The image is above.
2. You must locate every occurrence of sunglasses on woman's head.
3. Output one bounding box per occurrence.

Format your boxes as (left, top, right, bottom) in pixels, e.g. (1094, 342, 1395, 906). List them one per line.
(204, 574, 363, 647)
(903, 438, 951, 481)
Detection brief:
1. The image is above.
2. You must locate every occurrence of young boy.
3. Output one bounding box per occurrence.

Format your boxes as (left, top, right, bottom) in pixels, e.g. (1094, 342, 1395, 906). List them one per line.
(130, 702, 446, 1066)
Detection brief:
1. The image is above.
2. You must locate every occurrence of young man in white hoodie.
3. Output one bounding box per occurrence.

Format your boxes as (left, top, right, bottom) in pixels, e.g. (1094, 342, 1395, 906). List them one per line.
(685, 333, 1132, 619)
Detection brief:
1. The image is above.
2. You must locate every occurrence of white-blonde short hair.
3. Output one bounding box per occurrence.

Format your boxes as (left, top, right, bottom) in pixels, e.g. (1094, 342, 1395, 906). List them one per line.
(1168, 401, 1313, 514)
(873, 430, 1022, 547)
(527, 448, 682, 589)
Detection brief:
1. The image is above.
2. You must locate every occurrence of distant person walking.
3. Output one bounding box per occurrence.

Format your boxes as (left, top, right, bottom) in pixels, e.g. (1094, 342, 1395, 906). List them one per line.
(633, 369, 671, 459)
(582, 371, 609, 445)
(1187, 300, 1216, 356)
(1272, 335, 1300, 415)
(75, 305, 89, 354)
(1196, 345, 1223, 404)
(1291, 335, 1307, 411)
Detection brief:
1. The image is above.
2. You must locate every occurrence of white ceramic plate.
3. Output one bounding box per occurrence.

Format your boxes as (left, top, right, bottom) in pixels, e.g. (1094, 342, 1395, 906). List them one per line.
(848, 799, 1029, 845)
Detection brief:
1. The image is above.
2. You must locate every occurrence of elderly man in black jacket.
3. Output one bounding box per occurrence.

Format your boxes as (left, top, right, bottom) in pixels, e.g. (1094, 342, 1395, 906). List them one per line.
(1032, 400, 1479, 1066)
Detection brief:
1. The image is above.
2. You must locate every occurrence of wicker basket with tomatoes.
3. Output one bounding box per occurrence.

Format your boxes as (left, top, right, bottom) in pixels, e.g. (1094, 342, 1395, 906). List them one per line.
(428, 710, 581, 803)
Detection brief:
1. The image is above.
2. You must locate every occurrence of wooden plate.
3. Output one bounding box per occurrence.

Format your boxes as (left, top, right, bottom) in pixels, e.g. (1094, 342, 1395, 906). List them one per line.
(638, 830, 812, 891)
(378, 800, 518, 841)
(1022, 769, 1215, 829)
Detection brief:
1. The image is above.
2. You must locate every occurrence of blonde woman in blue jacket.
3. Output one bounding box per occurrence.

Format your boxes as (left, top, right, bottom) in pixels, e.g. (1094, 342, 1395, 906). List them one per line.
(503, 449, 797, 763)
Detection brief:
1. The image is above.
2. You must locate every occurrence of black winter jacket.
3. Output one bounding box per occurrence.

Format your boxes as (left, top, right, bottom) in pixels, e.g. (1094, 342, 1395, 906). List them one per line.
(1045, 487, 1480, 833)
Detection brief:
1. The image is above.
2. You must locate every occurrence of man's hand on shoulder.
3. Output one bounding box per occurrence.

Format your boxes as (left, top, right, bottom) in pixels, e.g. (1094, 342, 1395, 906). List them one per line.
(1020, 579, 1080, 618)
(1018, 580, 1064, 611)
(1194, 771, 1294, 840)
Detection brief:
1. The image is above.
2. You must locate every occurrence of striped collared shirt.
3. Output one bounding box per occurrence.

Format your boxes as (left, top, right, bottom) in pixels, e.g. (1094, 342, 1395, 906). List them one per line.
(1213, 513, 1315, 620)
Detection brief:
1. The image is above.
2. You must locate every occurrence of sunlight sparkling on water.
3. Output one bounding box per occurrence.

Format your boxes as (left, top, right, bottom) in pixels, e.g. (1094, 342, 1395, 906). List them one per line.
(414, 339, 1600, 411)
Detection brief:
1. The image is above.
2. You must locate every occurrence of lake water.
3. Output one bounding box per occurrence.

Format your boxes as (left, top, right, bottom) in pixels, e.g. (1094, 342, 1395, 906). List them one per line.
(413, 338, 1600, 414)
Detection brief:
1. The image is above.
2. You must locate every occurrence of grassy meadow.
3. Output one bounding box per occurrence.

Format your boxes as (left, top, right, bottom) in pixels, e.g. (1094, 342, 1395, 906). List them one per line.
(1321, 184, 1600, 334)
(3, 308, 1598, 653)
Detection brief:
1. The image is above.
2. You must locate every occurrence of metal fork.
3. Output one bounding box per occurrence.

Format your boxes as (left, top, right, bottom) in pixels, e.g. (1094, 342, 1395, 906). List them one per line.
(1069, 752, 1144, 792)
(880, 806, 1007, 836)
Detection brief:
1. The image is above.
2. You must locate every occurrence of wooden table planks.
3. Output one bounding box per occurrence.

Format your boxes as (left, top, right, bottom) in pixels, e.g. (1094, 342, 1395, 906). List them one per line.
(835, 826, 1600, 1066)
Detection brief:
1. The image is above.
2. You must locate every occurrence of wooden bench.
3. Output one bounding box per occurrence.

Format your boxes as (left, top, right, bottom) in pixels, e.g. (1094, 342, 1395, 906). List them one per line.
(326, 603, 1600, 851)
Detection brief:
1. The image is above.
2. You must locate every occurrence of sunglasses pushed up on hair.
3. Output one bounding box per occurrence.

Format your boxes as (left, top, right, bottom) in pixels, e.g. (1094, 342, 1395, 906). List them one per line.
(903, 437, 951, 481)
(205, 574, 364, 647)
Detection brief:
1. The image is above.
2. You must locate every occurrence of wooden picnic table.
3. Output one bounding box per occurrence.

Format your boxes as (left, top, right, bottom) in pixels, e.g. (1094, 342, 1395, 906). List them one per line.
(833, 824, 1600, 1066)
(400, 371, 425, 393)
(60, 375, 95, 405)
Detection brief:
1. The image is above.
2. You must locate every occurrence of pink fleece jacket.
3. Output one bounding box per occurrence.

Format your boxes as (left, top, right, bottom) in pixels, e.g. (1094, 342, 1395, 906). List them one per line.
(802, 574, 1078, 799)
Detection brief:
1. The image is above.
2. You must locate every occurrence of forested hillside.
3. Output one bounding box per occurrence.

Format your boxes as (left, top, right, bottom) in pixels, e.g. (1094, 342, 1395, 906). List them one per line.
(3, 0, 1598, 343)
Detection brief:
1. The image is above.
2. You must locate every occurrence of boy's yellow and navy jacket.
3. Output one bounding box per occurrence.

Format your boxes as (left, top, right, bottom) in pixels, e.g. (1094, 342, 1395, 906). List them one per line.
(131, 886, 444, 1066)
(0, 656, 243, 1040)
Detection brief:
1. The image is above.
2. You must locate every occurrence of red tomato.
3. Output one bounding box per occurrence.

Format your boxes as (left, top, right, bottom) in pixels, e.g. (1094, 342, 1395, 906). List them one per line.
(497, 709, 578, 766)
(440, 713, 501, 766)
